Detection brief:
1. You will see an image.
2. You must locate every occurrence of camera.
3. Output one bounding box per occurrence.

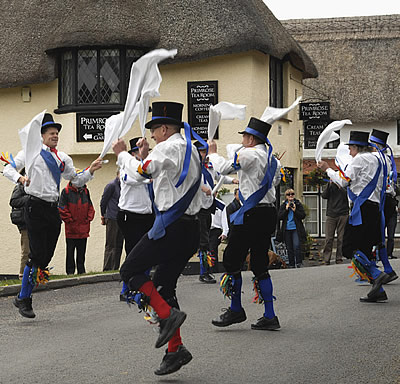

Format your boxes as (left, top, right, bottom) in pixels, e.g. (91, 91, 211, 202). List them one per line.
(289, 202, 295, 208)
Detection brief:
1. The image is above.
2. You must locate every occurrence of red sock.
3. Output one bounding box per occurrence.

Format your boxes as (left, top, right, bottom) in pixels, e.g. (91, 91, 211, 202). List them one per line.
(168, 328, 182, 353)
(139, 281, 171, 319)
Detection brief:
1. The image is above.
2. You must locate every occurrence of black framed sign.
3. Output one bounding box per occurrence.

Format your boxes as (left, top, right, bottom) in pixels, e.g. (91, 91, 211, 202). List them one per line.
(187, 81, 218, 139)
(76, 112, 118, 142)
(299, 102, 330, 121)
(304, 121, 329, 149)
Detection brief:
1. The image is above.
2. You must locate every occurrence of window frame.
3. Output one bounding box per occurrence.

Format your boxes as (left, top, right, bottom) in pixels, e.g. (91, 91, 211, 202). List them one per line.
(269, 56, 283, 108)
(55, 46, 144, 114)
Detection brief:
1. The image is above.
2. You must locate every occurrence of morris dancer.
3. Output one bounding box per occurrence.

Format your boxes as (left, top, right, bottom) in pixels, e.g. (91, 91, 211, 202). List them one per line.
(318, 131, 390, 302)
(3, 113, 102, 318)
(117, 137, 154, 300)
(193, 140, 238, 284)
(209, 117, 282, 330)
(369, 129, 398, 282)
(113, 102, 203, 375)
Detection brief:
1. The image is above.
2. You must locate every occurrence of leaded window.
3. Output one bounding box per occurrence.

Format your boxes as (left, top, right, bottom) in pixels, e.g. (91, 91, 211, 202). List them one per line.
(57, 47, 144, 113)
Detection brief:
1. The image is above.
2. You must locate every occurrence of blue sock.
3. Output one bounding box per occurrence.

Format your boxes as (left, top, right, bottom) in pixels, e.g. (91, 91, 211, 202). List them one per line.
(258, 277, 276, 319)
(377, 247, 393, 274)
(230, 276, 242, 312)
(199, 251, 207, 275)
(121, 281, 128, 295)
(19, 265, 32, 299)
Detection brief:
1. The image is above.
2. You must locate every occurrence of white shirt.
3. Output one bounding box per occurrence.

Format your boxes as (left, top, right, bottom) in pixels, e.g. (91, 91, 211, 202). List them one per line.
(327, 151, 383, 204)
(211, 202, 229, 237)
(200, 163, 234, 210)
(117, 133, 202, 215)
(3, 145, 93, 202)
(209, 144, 281, 204)
(118, 169, 152, 214)
(373, 151, 395, 197)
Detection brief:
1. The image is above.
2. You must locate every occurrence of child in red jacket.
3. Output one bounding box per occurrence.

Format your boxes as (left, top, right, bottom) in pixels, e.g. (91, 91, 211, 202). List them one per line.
(59, 182, 95, 274)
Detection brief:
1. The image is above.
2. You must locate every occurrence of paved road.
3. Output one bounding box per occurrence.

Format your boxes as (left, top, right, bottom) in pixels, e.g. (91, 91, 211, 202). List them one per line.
(1, 261, 399, 384)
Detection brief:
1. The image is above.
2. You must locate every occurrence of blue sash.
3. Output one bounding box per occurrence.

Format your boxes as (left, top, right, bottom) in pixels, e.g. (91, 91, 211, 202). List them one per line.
(215, 199, 225, 211)
(230, 153, 278, 225)
(347, 156, 382, 226)
(147, 175, 201, 240)
(202, 167, 215, 189)
(40, 149, 62, 188)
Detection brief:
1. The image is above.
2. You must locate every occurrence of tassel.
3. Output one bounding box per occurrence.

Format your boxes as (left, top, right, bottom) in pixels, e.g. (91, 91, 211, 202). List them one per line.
(220, 273, 235, 299)
(351, 258, 373, 283)
(29, 266, 51, 287)
(126, 291, 159, 325)
(252, 278, 264, 304)
(206, 251, 216, 267)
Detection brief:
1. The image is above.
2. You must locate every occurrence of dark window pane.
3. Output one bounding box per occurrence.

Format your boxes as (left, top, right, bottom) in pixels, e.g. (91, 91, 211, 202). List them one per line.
(78, 50, 98, 104)
(61, 51, 73, 105)
(270, 57, 283, 108)
(100, 49, 120, 104)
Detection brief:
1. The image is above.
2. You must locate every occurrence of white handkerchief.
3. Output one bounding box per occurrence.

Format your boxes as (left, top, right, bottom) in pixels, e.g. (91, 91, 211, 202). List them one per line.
(208, 102, 246, 140)
(260, 96, 302, 124)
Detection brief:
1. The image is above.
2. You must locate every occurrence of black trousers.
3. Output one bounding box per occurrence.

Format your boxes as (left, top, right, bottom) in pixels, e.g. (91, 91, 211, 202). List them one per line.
(209, 227, 222, 256)
(198, 208, 212, 251)
(120, 216, 200, 302)
(24, 197, 61, 269)
(223, 206, 277, 277)
(342, 201, 380, 260)
(66, 238, 87, 274)
(117, 210, 154, 255)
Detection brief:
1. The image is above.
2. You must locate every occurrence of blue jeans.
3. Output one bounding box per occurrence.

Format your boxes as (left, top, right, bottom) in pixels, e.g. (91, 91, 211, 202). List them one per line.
(285, 229, 301, 267)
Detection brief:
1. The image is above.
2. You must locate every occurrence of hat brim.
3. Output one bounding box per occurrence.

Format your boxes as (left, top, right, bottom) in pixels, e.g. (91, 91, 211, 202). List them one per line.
(145, 118, 182, 129)
(41, 123, 62, 132)
(346, 141, 369, 146)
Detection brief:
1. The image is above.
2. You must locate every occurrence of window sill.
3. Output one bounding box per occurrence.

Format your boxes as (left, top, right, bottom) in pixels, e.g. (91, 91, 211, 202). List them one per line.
(54, 105, 124, 115)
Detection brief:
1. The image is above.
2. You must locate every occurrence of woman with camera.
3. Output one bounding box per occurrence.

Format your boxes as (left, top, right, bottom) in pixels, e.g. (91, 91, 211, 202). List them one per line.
(277, 189, 307, 268)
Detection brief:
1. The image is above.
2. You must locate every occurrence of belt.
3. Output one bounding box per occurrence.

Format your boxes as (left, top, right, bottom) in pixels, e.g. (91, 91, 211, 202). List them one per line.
(29, 195, 59, 208)
(256, 203, 275, 208)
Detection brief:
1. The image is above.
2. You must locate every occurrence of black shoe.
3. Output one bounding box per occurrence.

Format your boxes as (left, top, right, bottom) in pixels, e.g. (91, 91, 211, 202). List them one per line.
(154, 345, 192, 375)
(251, 315, 280, 330)
(360, 290, 388, 302)
(211, 308, 246, 327)
(384, 270, 398, 284)
(199, 273, 216, 284)
(367, 272, 390, 298)
(388, 255, 397, 259)
(13, 296, 35, 318)
(155, 308, 187, 349)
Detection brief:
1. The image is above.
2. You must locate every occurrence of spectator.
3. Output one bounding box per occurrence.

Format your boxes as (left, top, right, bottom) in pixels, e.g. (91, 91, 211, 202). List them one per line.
(321, 181, 349, 265)
(59, 181, 95, 274)
(9, 168, 30, 279)
(278, 189, 307, 268)
(100, 171, 124, 271)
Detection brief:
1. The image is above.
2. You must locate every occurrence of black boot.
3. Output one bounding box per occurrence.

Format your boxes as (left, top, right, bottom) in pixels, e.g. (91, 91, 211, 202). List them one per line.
(360, 290, 388, 302)
(384, 270, 398, 284)
(199, 272, 216, 284)
(251, 316, 280, 330)
(367, 272, 390, 298)
(155, 308, 187, 349)
(211, 308, 246, 327)
(154, 345, 193, 375)
(13, 296, 35, 318)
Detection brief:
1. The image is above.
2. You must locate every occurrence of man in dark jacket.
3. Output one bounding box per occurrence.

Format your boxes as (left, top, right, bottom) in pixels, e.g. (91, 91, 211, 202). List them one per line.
(321, 181, 349, 265)
(59, 182, 95, 274)
(100, 172, 124, 271)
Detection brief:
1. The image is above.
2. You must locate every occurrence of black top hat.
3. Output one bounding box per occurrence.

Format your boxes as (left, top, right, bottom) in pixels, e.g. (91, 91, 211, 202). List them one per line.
(193, 140, 207, 151)
(145, 102, 184, 129)
(346, 131, 370, 146)
(41, 113, 62, 133)
(369, 129, 389, 146)
(238, 117, 272, 143)
(128, 137, 141, 154)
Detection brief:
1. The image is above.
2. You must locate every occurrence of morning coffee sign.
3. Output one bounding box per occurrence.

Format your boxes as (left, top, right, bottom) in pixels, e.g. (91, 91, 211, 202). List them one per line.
(187, 81, 218, 139)
(299, 102, 330, 121)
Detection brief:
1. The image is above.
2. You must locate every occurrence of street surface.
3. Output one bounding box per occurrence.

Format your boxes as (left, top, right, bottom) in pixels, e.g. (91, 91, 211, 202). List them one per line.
(1, 261, 399, 384)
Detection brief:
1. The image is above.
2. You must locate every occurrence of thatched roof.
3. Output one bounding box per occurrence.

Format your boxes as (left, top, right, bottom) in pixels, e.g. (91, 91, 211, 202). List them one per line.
(282, 15, 400, 123)
(0, 0, 317, 89)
